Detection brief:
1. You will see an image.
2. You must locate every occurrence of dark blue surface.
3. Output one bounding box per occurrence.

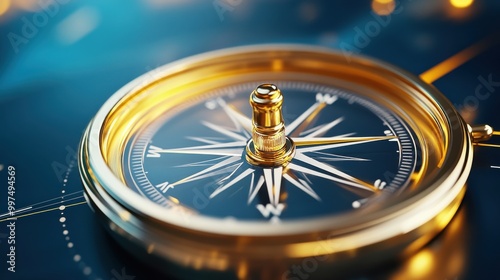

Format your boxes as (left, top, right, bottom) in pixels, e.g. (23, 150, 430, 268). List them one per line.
(1, 1, 499, 279)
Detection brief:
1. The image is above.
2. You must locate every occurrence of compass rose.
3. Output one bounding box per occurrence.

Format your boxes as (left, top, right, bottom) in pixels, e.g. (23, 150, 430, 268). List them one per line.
(146, 84, 395, 220)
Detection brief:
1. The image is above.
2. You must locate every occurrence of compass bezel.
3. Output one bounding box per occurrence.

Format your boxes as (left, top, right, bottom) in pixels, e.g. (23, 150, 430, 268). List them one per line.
(79, 45, 472, 269)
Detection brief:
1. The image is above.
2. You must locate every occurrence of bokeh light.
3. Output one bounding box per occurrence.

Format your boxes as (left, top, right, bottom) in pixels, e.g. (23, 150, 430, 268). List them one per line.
(13, 0, 42, 11)
(372, 0, 396, 16)
(450, 0, 474, 9)
(407, 250, 434, 278)
(0, 0, 11, 17)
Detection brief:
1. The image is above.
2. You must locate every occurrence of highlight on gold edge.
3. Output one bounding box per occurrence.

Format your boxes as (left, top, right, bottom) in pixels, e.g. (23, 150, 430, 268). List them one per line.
(77, 44, 496, 279)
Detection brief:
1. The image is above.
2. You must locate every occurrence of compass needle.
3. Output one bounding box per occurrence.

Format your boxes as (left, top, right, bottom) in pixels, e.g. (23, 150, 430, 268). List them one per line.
(217, 98, 253, 135)
(283, 173, 321, 201)
(294, 135, 397, 147)
(287, 102, 330, 137)
(202, 121, 248, 141)
(247, 174, 265, 204)
(303, 116, 344, 138)
(171, 156, 242, 185)
(209, 168, 255, 199)
(291, 153, 379, 192)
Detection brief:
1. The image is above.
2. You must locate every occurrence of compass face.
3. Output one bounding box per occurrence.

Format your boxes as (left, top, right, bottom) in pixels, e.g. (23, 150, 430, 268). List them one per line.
(122, 81, 418, 222)
(75, 45, 473, 280)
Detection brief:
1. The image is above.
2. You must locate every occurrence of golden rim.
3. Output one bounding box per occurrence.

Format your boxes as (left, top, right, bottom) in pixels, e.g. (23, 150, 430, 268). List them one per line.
(78, 45, 472, 273)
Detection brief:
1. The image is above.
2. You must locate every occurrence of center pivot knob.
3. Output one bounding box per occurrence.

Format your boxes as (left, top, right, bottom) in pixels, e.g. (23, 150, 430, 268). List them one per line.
(246, 84, 295, 167)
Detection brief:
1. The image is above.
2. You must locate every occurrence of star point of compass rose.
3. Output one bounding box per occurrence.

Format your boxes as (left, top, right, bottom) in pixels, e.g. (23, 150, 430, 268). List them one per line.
(150, 87, 397, 219)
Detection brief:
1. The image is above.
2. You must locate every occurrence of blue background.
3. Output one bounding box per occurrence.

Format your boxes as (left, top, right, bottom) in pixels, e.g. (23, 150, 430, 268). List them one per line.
(0, 0, 499, 279)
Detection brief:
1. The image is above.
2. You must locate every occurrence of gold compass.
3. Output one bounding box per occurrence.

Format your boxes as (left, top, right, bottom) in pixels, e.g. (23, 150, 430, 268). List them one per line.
(78, 45, 498, 279)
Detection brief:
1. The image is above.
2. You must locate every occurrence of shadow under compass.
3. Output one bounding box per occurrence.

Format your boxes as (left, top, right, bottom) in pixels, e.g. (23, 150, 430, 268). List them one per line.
(87, 200, 473, 280)
(347, 202, 471, 280)
(94, 226, 168, 280)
